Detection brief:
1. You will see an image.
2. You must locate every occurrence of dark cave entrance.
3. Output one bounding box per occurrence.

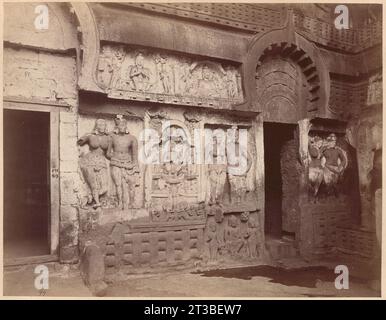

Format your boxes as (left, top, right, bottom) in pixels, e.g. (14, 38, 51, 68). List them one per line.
(3, 109, 51, 259)
(264, 122, 297, 239)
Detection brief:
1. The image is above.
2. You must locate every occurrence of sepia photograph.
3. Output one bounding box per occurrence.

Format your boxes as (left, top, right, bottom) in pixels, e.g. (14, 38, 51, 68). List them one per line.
(1, 1, 383, 300)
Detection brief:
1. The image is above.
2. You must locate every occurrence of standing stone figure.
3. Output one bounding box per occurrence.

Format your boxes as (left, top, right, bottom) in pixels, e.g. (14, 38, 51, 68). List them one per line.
(224, 68, 238, 99)
(107, 115, 139, 210)
(98, 46, 113, 88)
(321, 133, 348, 196)
(308, 135, 324, 199)
(246, 216, 260, 258)
(155, 54, 174, 94)
(205, 220, 218, 262)
(225, 215, 243, 257)
(78, 119, 111, 208)
(208, 135, 227, 203)
(110, 46, 126, 89)
(227, 128, 252, 204)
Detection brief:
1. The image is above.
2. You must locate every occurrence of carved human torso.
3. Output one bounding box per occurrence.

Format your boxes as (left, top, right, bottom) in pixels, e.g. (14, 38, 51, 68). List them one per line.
(110, 133, 137, 161)
(108, 133, 138, 170)
(323, 147, 346, 168)
(78, 133, 110, 168)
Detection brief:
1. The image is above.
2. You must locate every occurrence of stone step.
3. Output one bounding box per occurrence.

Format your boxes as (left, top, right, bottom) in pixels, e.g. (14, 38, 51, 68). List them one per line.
(266, 238, 299, 260)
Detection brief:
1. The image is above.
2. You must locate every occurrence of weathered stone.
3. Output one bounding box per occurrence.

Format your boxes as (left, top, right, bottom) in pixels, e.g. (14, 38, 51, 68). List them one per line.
(60, 245, 79, 264)
(80, 243, 108, 296)
(60, 205, 78, 222)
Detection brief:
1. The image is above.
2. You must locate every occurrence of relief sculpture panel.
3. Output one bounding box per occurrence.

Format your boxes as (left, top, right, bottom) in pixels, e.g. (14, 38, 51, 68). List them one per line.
(307, 132, 349, 203)
(77, 115, 144, 219)
(97, 45, 243, 108)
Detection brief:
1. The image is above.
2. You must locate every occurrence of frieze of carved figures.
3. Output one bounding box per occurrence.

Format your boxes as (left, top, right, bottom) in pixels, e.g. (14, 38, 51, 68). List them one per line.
(307, 133, 348, 201)
(205, 208, 261, 262)
(150, 201, 206, 223)
(97, 45, 243, 106)
(107, 115, 141, 210)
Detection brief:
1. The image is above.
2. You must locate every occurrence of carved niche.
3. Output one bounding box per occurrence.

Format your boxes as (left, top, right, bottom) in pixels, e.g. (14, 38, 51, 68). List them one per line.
(146, 110, 202, 222)
(204, 124, 257, 211)
(204, 208, 263, 263)
(97, 45, 243, 108)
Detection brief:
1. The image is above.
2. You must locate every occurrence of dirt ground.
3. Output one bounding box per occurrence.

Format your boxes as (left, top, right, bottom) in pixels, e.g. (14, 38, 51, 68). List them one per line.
(3, 259, 380, 298)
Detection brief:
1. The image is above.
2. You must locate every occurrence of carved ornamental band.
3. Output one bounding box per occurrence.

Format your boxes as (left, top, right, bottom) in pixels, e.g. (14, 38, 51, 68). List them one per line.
(97, 45, 244, 108)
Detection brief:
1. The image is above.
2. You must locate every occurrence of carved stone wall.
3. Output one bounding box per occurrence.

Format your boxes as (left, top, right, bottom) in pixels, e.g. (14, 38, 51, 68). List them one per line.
(3, 47, 77, 107)
(3, 2, 381, 278)
(75, 104, 265, 275)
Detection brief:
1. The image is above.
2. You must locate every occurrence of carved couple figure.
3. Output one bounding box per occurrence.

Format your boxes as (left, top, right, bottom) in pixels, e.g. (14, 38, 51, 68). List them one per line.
(308, 133, 348, 199)
(78, 116, 139, 210)
(208, 127, 252, 205)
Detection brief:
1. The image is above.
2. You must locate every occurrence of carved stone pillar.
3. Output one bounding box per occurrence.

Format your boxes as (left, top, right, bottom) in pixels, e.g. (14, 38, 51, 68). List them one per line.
(252, 114, 265, 246)
(297, 118, 313, 257)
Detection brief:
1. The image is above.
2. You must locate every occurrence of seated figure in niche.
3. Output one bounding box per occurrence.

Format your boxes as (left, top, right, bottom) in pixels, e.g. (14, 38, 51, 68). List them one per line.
(128, 53, 151, 92)
(195, 65, 220, 98)
(78, 119, 111, 208)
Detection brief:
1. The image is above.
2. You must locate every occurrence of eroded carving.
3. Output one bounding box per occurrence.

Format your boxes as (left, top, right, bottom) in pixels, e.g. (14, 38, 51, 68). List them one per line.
(307, 132, 348, 200)
(78, 119, 111, 208)
(227, 127, 253, 205)
(97, 45, 243, 107)
(367, 73, 382, 106)
(107, 115, 140, 210)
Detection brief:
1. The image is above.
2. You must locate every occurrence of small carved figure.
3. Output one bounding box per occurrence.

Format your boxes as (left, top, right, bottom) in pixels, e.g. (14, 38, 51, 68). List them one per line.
(128, 53, 151, 92)
(215, 211, 226, 257)
(208, 135, 227, 203)
(107, 115, 139, 210)
(224, 68, 238, 99)
(321, 133, 348, 196)
(110, 46, 126, 89)
(162, 161, 186, 210)
(194, 65, 220, 98)
(78, 119, 111, 208)
(225, 215, 243, 257)
(246, 216, 260, 258)
(308, 135, 324, 200)
(155, 54, 174, 94)
(227, 128, 252, 204)
(177, 58, 194, 94)
(98, 46, 113, 88)
(205, 220, 218, 261)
